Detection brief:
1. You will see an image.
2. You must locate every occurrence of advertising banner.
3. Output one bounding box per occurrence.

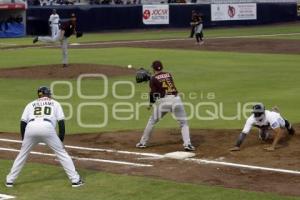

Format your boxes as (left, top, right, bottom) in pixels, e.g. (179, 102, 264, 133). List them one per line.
(143, 5, 169, 25)
(211, 3, 257, 21)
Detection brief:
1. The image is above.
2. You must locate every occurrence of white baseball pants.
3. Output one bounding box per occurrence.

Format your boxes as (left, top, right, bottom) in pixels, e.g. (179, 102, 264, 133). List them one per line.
(6, 120, 80, 183)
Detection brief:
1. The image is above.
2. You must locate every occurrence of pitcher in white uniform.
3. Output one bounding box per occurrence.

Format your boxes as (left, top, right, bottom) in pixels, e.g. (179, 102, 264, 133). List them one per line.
(6, 86, 84, 187)
(230, 103, 295, 151)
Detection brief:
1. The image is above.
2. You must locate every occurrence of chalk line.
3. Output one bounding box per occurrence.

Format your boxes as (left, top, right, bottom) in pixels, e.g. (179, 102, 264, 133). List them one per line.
(1, 137, 300, 175)
(0, 147, 152, 167)
(0, 138, 163, 158)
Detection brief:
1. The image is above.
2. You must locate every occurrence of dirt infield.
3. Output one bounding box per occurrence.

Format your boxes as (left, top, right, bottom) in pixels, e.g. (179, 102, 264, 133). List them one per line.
(2, 37, 300, 55)
(0, 64, 135, 79)
(71, 38, 300, 55)
(0, 125, 299, 196)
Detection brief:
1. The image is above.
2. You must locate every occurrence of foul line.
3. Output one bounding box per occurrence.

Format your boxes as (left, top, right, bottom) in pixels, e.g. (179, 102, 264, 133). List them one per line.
(0, 43, 17, 46)
(1, 137, 300, 175)
(211, 32, 300, 39)
(0, 138, 163, 158)
(0, 146, 152, 167)
(187, 158, 300, 175)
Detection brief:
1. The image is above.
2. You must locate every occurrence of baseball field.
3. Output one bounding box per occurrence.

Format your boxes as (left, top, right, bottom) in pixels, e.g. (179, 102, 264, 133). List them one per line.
(0, 22, 300, 200)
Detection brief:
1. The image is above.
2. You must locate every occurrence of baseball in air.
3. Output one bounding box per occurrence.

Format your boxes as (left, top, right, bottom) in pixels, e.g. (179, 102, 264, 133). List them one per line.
(127, 64, 132, 69)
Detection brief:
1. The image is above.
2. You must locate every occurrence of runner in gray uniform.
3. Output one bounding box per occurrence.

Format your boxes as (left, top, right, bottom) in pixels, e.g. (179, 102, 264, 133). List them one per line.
(33, 13, 77, 67)
(6, 86, 84, 188)
(136, 60, 195, 151)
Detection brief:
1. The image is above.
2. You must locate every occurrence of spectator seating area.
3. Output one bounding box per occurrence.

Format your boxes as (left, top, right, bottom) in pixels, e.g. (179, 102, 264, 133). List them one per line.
(26, 0, 201, 6)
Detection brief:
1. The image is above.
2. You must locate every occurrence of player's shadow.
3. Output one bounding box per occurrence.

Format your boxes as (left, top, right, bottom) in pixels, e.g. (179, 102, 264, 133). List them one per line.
(16, 165, 95, 186)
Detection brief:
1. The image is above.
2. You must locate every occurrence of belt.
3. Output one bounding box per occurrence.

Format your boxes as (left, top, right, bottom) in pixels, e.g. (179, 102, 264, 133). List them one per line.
(28, 118, 51, 123)
(164, 94, 176, 98)
(51, 23, 59, 24)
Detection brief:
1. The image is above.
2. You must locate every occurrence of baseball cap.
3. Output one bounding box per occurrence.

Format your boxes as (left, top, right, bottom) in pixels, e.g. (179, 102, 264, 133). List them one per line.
(151, 60, 163, 71)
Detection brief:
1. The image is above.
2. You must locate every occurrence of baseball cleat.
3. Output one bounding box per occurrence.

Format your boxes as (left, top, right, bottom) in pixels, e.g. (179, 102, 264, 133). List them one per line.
(136, 142, 146, 148)
(62, 64, 68, 68)
(5, 182, 13, 188)
(72, 179, 84, 187)
(33, 37, 38, 44)
(184, 144, 195, 151)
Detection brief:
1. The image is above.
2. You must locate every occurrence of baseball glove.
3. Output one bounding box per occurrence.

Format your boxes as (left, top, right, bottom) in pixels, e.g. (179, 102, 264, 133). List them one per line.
(76, 31, 83, 38)
(136, 68, 151, 83)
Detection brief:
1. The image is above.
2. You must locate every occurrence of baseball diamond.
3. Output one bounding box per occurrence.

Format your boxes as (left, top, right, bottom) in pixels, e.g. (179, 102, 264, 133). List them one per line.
(0, 2, 300, 199)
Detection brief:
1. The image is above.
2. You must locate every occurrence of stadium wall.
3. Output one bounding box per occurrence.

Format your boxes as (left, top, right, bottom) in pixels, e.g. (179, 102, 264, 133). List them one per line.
(26, 3, 297, 35)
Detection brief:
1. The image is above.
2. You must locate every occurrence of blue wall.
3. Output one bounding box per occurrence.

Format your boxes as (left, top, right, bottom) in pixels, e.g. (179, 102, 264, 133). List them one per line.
(26, 3, 298, 35)
(0, 22, 25, 38)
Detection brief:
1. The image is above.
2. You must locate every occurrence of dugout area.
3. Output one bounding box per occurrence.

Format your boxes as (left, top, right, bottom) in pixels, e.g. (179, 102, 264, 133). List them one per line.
(0, 0, 26, 38)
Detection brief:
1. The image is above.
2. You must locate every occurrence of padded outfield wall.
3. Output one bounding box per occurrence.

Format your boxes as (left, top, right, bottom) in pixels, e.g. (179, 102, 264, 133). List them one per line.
(26, 2, 298, 35)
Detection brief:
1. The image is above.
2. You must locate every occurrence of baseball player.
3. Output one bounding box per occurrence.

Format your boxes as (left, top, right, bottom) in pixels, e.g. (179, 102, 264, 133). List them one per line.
(189, 10, 197, 38)
(192, 13, 204, 45)
(49, 9, 60, 38)
(136, 60, 195, 151)
(33, 13, 81, 68)
(230, 103, 295, 152)
(6, 86, 84, 187)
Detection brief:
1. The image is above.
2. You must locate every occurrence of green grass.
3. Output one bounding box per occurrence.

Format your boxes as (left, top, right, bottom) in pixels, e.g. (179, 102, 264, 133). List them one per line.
(0, 21, 300, 200)
(0, 159, 299, 200)
(0, 47, 299, 133)
(1, 22, 300, 47)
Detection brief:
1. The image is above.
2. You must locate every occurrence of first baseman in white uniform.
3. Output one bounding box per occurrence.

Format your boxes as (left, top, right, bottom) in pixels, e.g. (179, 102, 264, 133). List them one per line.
(230, 103, 295, 151)
(6, 86, 84, 187)
(49, 9, 60, 38)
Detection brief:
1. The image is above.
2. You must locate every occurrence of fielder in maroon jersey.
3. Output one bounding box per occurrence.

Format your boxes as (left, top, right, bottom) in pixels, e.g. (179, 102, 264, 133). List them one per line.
(136, 60, 195, 151)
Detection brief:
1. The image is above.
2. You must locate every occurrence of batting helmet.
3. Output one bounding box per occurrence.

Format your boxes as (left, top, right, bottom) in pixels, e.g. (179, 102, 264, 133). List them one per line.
(252, 103, 265, 118)
(37, 86, 51, 98)
(151, 60, 163, 71)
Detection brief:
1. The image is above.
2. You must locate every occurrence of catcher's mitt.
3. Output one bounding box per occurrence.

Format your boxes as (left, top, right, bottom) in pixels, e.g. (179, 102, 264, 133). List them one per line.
(76, 31, 83, 38)
(136, 68, 151, 83)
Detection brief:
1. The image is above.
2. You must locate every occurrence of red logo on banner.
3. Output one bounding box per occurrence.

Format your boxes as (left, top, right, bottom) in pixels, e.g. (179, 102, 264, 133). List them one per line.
(228, 5, 236, 18)
(143, 10, 151, 20)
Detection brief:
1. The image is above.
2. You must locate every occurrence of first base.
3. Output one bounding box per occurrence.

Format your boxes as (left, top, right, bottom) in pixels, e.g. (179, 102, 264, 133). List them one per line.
(164, 151, 196, 160)
(0, 194, 15, 199)
(70, 43, 80, 46)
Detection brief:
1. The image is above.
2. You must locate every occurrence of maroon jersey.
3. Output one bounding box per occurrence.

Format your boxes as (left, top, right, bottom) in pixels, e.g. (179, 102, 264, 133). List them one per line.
(60, 20, 76, 38)
(149, 72, 178, 103)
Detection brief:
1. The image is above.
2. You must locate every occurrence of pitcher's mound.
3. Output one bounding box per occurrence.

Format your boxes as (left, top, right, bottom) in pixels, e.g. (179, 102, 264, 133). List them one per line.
(0, 63, 136, 79)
